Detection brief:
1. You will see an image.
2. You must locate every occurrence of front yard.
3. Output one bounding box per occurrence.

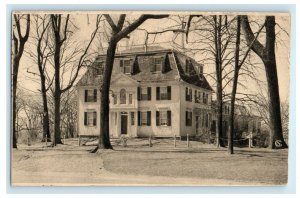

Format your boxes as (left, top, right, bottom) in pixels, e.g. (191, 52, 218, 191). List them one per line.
(11, 138, 288, 186)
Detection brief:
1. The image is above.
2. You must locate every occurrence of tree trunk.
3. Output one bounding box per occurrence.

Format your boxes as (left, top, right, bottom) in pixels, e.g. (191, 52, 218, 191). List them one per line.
(12, 57, 20, 149)
(98, 39, 117, 149)
(241, 16, 288, 149)
(228, 16, 241, 154)
(40, 78, 51, 142)
(53, 38, 62, 145)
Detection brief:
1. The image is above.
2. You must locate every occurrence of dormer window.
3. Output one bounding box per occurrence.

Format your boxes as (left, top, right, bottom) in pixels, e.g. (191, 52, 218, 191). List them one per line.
(185, 59, 192, 75)
(150, 57, 163, 72)
(120, 59, 132, 74)
(97, 62, 105, 75)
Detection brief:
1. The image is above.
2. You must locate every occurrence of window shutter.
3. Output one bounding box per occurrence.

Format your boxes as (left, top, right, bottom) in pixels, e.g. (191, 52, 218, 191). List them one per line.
(147, 87, 151, 100)
(194, 90, 197, 102)
(84, 90, 88, 102)
(150, 57, 155, 72)
(185, 87, 188, 101)
(120, 59, 124, 72)
(189, 89, 192, 101)
(93, 112, 97, 126)
(84, 112, 87, 125)
(156, 111, 160, 126)
(147, 111, 151, 126)
(167, 110, 171, 126)
(185, 111, 188, 126)
(94, 89, 97, 102)
(137, 87, 141, 101)
(138, 111, 141, 126)
(156, 87, 160, 100)
(130, 59, 133, 74)
(190, 112, 193, 125)
(162, 54, 167, 73)
(167, 86, 171, 100)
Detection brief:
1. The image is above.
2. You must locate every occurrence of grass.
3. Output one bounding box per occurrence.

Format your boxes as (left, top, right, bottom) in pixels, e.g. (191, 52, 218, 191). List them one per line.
(102, 138, 288, 185)
(12, 138, 288, 186)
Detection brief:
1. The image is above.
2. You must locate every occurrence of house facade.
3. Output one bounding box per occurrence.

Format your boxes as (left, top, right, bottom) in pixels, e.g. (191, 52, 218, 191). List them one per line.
(76, 47, 214, 139)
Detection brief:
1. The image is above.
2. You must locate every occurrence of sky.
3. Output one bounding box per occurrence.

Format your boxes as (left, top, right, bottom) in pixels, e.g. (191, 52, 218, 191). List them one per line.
(15, 12, 291, 103)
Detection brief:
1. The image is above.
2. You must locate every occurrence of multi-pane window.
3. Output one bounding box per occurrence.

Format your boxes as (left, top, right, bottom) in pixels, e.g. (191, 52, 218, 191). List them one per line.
(186, 111, 192, 126)
(160, 111, 168, 126)
(120, 59, 132, 74)
(154, 57, 163, 72)
(138, 87, 151, 101)
(120, 89, 126, 104)
(156, 86, 171, 100)
(185, 87, 192, 102)
(113, 95, 117, 104)
(156, 110, 171, 126)
(195, 90, 203, 103)
(160, 87, 168, 100)
(141, 112, 148, 126)
(84, 111, 97, 126)
(138, 111, 151, 126)
(84, 89, 97, 102)
(129, 94, 133, 104)
(131, 112, 135, 125)
(96, 62, 104, 75)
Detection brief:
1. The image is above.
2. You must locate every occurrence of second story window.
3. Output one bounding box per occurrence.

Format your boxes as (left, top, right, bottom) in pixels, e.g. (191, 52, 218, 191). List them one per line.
(84, 89, 97, 102)
(120, 59, 132, 74)
(96, 62, 105, 75)
(156, 86, 171, 100)
(185, 87, 192, 102)
(129, 94, 133, 104)
(120, 89, 126, 104)
(137, 87, 151, 101)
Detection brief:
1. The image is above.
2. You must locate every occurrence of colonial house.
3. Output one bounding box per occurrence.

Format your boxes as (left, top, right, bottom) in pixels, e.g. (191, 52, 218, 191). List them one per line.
(76, 46, 214, 139)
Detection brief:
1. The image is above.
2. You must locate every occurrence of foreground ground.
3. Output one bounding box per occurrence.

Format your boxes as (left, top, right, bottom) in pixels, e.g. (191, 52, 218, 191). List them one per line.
(11, 138, 288, 186)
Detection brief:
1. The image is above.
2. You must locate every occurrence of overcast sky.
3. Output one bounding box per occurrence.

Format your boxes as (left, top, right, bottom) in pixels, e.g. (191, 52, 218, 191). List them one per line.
(16, 12, 290, 102)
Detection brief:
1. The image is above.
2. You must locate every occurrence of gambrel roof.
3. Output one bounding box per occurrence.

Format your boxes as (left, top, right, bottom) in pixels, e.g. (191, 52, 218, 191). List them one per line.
(76, 46, 213, 91)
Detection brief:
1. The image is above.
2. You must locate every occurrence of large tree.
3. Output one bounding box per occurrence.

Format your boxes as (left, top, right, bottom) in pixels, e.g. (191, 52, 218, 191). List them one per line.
(241, 16, 288, 149)
(94, 14, 168, 150)
(50, 14, 101, 145)
(12, 14, 30, 148)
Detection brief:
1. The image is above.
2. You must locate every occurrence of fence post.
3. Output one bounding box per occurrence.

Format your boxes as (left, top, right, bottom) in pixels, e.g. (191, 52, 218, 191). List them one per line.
(45, 135, 48, 147)
(187, 134, 189, 148)
(174, 135, 176, 148)
(149, 136, 152, 147)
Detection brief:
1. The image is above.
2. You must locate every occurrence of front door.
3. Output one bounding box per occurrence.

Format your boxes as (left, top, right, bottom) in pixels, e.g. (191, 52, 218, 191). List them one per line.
(121, 114, 128, 135)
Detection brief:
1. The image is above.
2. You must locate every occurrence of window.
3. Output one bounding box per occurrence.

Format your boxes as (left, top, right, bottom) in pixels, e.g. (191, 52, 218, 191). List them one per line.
(195, 91, 202, 103)
(141, 112, 147, 126)
(84, 89, 97, 102)
(185, 59, 193, 74)
(138, 87, 151, 101)
(120, 59, 132, 74)
(186, 111, 192, 126)
(154, 58, 162, 72)
(129, 94, 133, 104)
(203, 92, 208, 104)
(96, 62, 104, 75)
(157, 86, 171, 100)
(185, 87, 192, 102)
(156, 110, 171, 126)
(150, 57, 163, 72)
(113, 95, 117, 104)
(120, 89, 126, 104)
(131, 112, 135, 125)
(84, 111, 97, 126)
(138, 111, 151, 126)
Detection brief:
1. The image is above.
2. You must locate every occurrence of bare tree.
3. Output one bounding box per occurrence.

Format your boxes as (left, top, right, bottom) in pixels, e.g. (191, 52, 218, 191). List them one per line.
(12, 14, 30, 148)
(92, 14, 169, 151)
(26, 15, 53, 142)
(241, 16, 288, 149)
(50, 14, 101, 145)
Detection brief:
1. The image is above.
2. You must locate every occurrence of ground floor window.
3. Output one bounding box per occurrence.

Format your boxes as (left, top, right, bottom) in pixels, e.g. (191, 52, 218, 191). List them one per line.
(138, 111, 151, 126)
(156, 110, 171, 126)
(186, 111, 192, 126)
(84, 111, 97, 126)
(131, 112, 135, 125)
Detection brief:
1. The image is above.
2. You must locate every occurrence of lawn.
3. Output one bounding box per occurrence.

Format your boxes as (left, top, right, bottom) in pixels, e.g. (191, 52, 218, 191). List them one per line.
(11, 138, 288, 186)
